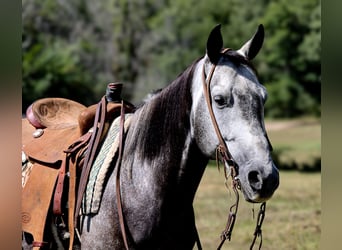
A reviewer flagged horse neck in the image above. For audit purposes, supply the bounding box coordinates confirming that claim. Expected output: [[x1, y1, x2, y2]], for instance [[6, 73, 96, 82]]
[[121, 63, 208, 205]]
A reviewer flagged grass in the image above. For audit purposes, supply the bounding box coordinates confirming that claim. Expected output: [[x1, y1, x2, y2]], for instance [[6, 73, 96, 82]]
[[193, 117, 321, 249], [265, 117, 321, 170], [194, 167, 321, 250]]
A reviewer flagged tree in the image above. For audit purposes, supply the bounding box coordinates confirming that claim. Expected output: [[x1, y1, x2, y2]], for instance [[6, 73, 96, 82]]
[[259, 0, 321, 117], [22, 0, 117, 111], [132, 0, 267, 102], [22, 0, 320, 118]]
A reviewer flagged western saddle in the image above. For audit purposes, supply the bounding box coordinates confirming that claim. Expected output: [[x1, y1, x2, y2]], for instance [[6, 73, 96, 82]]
[[22, 83, 135, 249]]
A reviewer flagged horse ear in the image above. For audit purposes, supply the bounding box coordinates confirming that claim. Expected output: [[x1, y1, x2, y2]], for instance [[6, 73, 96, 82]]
[[206, 24, 223, 64], [237, 24, 264, 60]]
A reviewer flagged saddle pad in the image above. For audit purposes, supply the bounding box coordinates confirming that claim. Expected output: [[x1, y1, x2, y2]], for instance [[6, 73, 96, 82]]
[[82, 114, 132, 214]]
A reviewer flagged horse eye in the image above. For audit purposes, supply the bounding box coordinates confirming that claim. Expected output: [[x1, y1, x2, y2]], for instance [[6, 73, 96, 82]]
[[213, 95, 227, 107]]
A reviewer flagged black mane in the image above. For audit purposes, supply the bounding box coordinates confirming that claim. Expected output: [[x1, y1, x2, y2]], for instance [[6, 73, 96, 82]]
[[126, 49, 255, 163], [126, 58, 201, 162]]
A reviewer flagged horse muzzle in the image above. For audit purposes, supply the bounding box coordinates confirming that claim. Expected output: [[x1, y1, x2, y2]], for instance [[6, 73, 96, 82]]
[[239, 163, 279, 203]]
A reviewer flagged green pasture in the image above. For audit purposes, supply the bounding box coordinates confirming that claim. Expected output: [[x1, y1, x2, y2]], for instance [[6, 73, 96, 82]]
[[194, 169, 321, 250], [265, 117, 321, 171], [193, 118, 321, 249]]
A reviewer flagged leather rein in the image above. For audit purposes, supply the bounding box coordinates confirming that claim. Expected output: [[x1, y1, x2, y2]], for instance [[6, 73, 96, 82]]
[[201, 49, 266, 250]]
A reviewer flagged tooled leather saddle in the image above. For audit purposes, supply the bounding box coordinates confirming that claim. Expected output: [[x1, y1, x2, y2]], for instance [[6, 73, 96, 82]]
[[22, 83, 135, 249]]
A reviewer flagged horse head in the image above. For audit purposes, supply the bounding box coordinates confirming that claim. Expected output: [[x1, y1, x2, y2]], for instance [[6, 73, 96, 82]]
[[191, 24, 279, 203]]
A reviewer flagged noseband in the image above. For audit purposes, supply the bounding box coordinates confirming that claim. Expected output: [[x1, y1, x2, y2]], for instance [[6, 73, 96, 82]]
[[201, 49, 266, 250]]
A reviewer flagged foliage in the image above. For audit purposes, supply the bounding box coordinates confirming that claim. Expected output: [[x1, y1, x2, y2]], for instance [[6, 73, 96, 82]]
[[259, 0, 321, 117], [22, 0, 321, 118], [22, 0, 117, 110]]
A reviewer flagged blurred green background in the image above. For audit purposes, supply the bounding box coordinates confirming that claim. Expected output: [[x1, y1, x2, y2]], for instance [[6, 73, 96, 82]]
[[22, 0, 320, 120], [22, 0, 321, 170], [22, 0, 321, 249]]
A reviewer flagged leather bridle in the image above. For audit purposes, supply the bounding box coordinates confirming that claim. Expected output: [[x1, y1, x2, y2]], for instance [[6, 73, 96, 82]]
[[201, 49, 266, 250], [201, 48, 239, 180], [201, 49, 241, 249]]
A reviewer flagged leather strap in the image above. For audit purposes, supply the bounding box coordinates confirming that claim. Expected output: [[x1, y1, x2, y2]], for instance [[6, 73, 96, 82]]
[[201, 51, 237, 171], [204, 49, 269, 250], [202, 52, 241, 250], [75, 96, 107, 225], [68, 145, 88, 250], [68, 154, 77, 250], [53, 158, 67, 215], [115, 101, 130, 250], [61, 131, 92, 249], [32, 241, 48, 247]]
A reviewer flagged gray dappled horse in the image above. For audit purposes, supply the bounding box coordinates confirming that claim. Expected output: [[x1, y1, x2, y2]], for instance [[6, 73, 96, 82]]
[[22, 24, 279, 249], [80, 24, 279, 249]]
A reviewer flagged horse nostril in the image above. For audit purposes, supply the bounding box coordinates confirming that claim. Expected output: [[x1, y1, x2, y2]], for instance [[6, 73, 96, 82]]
[[248, 171, 262, 191]]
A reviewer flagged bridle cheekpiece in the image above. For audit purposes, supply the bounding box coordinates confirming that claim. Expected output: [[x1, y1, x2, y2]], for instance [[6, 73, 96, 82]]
[[201, 48, 266, 250]]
